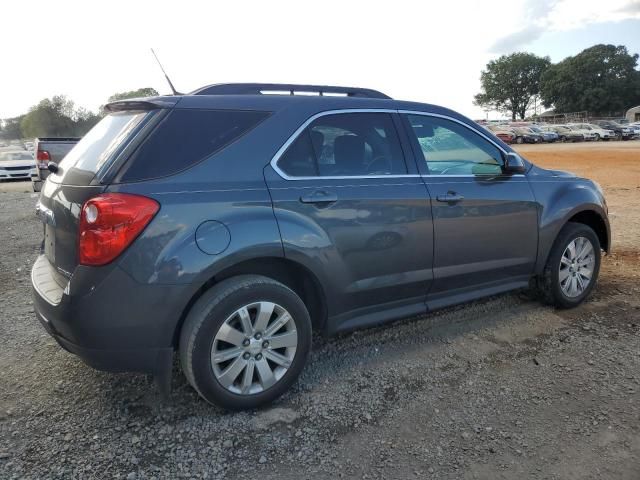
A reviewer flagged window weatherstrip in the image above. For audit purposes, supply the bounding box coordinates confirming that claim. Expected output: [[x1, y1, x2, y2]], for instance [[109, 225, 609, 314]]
[[270, 108, 523, 180], [270, 109, 418, 180]]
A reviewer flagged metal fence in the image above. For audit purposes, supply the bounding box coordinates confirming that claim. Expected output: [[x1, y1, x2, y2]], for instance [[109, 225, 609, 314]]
[[533, 111, 626, 124]]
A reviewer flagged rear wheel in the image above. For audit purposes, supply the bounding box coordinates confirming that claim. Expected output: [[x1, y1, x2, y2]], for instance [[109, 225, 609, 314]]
[[179, 275, 312, 409], [516, 136, 524, 144], [535, 223, 601, 309], [594, 133, 600, 142]]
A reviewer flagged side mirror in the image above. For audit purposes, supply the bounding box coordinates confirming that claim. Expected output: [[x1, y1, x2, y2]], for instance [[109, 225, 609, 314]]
[[503, 153, 526, 174]]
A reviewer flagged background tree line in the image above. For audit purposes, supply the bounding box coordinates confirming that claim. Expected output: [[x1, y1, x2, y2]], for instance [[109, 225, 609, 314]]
[[475, 44, 640, 120], [0, 88, 158, 140]]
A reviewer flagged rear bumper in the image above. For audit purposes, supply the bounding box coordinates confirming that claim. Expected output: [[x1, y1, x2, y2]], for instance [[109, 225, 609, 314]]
[[36, 309, 172, 373], [31, 255, 190, 375]]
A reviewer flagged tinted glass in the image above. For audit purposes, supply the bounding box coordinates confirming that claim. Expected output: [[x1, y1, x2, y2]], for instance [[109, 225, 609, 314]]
[[406, 115, 504, 176], [278, 113, 406, 177], [277, 131, 318, 177], [58, 111, 148, 177], [119, 109, 269, 182]]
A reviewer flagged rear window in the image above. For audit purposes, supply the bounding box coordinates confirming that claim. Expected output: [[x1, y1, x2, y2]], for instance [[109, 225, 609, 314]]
[[57, 111, 149, 181], [116, 109, 270, 182]]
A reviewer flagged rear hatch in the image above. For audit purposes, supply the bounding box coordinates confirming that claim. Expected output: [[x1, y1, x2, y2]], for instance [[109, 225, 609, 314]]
[[37, 104, 163, 277]]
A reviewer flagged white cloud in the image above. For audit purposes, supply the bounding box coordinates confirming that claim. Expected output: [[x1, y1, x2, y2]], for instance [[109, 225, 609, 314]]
[[491, 0, 640, 53]]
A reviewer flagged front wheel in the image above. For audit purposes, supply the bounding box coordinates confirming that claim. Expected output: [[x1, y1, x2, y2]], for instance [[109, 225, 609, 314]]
[[535, 223, 601, 309], [179, 275, 312, 410]]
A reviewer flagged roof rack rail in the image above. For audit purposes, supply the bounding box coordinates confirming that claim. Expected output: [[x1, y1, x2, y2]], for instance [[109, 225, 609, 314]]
[[191, 83, 392, 99]]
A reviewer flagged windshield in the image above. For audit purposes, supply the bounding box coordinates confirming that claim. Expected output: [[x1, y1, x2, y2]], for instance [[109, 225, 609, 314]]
[[54, 111, 151, 184], [0, 151, 34, 162]]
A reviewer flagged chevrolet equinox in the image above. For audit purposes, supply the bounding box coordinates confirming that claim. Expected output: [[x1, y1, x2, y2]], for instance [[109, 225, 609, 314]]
[[32, 83, 610, 409]]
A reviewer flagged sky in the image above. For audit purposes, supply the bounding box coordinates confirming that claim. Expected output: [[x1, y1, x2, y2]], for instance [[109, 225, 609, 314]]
[[1, 0, 639, 120]]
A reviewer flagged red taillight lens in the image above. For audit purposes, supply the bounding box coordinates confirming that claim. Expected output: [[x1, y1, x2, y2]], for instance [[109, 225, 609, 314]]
[[36, 150, 51, 168], [79, 193, 159, 266]]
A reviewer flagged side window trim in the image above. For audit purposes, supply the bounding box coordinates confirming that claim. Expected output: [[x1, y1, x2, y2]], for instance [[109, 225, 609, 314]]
[[271, 109, 418, 180], [271, 109, 516, 180], [398, 111, 524, 177]]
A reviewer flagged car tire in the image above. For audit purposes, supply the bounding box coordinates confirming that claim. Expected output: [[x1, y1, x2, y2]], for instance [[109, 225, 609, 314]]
[[535, 222, 601, 309], [179, 275, 312, 410], [516, 136, 524, 144], [32, 181, 42, 192]]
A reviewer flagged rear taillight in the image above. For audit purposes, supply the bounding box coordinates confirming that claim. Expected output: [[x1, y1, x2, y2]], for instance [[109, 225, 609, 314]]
[[36, 149, 50, 169], [79, 193, 159, 266]]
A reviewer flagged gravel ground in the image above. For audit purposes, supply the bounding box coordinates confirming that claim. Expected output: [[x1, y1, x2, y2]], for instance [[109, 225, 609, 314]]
[[1, 144, 640, 479]]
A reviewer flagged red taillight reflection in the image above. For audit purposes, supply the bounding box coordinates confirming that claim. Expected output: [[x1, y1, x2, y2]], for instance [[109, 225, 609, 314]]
[[79, 193, 159, 266], [36, 150, 50, 168]]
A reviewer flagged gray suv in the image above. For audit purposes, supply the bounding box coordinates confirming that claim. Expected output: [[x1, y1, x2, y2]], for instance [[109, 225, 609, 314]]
[[31, 84, 610, 409]]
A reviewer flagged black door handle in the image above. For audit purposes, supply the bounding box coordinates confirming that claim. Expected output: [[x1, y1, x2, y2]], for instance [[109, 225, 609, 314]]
[[436, 192, 464, 203], [300, 191, 338, 204]]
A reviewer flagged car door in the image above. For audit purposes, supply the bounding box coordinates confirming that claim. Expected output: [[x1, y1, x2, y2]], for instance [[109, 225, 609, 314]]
[[264, 111, 433, 324], [401, 112, 538, 306]]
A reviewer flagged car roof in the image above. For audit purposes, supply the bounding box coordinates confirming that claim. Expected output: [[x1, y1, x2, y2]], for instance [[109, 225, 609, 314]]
[[105, 83, 473, 125]]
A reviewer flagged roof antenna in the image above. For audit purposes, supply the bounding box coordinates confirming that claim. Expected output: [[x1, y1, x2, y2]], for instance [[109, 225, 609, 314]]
[[150, 48, 181, 95]]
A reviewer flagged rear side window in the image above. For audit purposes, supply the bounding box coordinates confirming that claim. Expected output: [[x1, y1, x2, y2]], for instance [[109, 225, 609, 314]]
[[277, 113, 407, 177], [118, 109, 269, 182]]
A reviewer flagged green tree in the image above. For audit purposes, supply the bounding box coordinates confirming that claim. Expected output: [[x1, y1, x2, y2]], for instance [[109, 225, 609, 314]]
[[540, 44, 640, 114], [20, 95, 100, 138], [0, 116, 24, 140], [474, 53, 551, 120], [108, 87, 159, 103]]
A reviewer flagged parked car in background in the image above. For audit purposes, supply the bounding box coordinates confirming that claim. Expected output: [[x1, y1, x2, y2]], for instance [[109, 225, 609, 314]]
[[31, 83, 610, 409], [512, 127, 542, 144], [544, 125, 584, 142], [485, 124, 516, 144], [529, 125, 558, 143], [571, 124, 615, 141], [24, 141, 35, 151], [563, 125, 596, 141], [592, 120, 634, 140], [0, 150, 37, 182], [33, 137, 80, 192]]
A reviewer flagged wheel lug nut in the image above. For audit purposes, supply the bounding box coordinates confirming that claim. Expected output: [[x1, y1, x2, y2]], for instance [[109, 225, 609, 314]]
[[254, 333, 262, 340], [242, 352, 251, 360], [242, 339, 250, 347], [255, 353, 263, 361], [262, 341, 269, 348]]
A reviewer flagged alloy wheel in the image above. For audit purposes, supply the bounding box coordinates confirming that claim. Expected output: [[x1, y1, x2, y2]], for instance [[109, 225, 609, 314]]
[[559, 236, 595, 298], [211, 301, 298, 395]]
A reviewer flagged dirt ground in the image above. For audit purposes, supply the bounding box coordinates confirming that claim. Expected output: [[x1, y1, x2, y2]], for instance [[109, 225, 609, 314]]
[[518, 141, 640, 251], [1, 142, 639, 479]]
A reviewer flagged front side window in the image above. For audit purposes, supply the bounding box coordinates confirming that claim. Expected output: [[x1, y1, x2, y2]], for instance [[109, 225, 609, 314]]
[[406, 114, 504, 176], [277, 112, 407, 177]]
